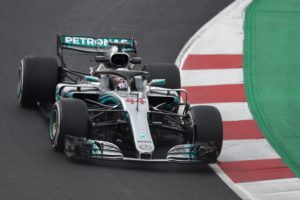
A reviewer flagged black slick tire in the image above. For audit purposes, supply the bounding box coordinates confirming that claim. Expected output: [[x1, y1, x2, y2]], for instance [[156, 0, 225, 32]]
[[49, 98, 89, 152], [17, 56, 59, 107], [143, 63, 181, 112], [190, 105, 223, 158], [143, 63, 181, 89]]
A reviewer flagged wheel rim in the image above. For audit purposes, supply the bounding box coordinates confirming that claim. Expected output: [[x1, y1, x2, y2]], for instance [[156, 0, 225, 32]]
[[49, 106, 60, 147], [17, 61, 24, 103]]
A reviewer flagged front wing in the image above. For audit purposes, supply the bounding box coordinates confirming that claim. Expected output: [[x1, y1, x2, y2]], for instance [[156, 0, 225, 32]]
[[64, 135, 219, 163]]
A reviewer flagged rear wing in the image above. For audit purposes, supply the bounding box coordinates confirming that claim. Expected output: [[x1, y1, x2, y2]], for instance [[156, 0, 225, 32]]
[[56, 34, 137, 66], [57, 34, 136, 53]]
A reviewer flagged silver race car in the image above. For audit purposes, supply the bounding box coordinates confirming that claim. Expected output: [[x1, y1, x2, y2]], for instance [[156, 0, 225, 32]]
[[17, 34, 223, 163]]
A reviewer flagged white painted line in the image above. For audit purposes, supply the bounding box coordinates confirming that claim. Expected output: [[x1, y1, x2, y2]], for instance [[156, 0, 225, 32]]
[[238, 178, 300, 200], [187, 6, 246, 55], [219, 139, 280, 162], [181, 68, 243, 87], [176, 0, 252, 67], [209, 164, 253, 200], [192, 102, 253, 121]]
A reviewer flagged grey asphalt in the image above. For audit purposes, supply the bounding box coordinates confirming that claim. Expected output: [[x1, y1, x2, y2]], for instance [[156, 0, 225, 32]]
[[0, 0, 241, 200]]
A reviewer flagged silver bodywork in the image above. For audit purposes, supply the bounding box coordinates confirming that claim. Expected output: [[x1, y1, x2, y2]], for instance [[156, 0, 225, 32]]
[[59, 77, 217, 162], [53, 35, 219, 163], [17, 35, 220, 164], [57, 76, 182, 160]]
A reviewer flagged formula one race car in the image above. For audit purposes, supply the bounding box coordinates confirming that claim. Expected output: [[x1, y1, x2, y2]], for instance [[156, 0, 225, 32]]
[[17, 34, 223, 163]]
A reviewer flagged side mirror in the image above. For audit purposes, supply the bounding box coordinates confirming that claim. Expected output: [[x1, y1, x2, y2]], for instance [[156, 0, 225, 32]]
[[130, 57, 142, 64], [84, 75, 99, 82], [149, 79, 166, 86]]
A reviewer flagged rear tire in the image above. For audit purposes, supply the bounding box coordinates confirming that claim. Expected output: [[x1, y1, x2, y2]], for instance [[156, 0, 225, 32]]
[[17, 56, 59, 107], [190, 105, 223, 158], [143, 63, 181, 89], [143, 63, 181, 112], [49, 99, 89, 152]]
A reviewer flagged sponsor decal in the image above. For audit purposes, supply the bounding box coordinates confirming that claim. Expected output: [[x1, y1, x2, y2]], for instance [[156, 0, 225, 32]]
[[139, 144, 153, 151], [139, 132, 147, 139], [137, 140, 152, 143], [126, 97, 145, 105], [62, 36, 132, 48]]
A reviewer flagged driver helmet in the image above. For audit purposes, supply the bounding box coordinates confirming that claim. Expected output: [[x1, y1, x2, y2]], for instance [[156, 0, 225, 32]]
[[111, 68, 128, 90]]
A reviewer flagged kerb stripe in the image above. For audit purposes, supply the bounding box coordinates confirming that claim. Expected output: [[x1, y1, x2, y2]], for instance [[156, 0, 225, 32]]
[[182, 54, 243, 70], [223, 120, 264, 140], [218, 159, 295, 183], [183, 84, 246, 104]]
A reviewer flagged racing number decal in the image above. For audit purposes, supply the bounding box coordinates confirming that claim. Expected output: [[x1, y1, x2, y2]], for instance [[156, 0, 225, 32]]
[[126, 98, 145, 105]]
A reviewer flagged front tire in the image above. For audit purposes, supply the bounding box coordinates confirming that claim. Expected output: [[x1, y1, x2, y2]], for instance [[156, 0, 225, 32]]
[[50, 99, 89, 152], [190, 105, 223, 158], [17, 56, 59, 107]]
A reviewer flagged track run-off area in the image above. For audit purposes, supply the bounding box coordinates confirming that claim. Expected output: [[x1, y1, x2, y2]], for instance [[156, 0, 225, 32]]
[[176, 0, 300, 199]]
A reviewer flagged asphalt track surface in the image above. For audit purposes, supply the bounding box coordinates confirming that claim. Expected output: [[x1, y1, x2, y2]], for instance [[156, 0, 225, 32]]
[[0, 1, 240, 200]]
